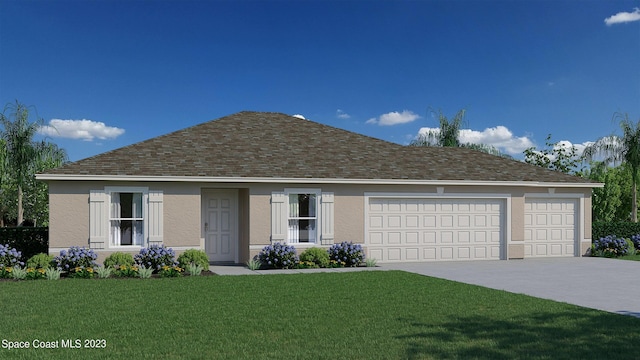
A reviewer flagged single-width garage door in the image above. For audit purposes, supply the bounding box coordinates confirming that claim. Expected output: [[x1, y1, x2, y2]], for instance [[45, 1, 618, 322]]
[[366, 197, 505, 262], [524, 198, 577, 257]]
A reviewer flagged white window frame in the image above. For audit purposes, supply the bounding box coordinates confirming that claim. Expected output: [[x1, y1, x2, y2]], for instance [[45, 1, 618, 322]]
[[285, 188, 321, 245], [106, 186, 149, 249]]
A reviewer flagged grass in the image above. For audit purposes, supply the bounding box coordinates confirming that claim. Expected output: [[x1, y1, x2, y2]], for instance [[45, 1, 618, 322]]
[[1, 271, 639, 359], [620, 253, 640, 261]]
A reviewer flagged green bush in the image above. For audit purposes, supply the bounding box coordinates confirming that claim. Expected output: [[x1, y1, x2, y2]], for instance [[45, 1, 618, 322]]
[[299, 247, 330, 268], [104, 252, 135, 268], [592, 221, 640, 240], [0, 227, 48, 262], [177, 249, 209, 271], [625, 239, 637, 256], [26, 253, 54, 269]]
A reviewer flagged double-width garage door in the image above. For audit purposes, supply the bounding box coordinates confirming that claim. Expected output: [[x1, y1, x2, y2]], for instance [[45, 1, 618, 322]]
[[524, 198, 577, 257], [366, 197, 505, 262]]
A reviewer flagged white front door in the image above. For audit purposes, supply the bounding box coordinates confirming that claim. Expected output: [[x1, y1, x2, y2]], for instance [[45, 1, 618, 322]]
[[203, 189, 237, 263]]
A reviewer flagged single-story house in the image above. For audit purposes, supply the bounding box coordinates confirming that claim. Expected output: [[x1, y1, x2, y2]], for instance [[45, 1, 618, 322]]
[[37, 111, 601, 264]]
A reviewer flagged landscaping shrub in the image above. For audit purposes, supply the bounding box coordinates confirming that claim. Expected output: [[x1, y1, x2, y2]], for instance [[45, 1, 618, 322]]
[[134, 244, 178, 272], [0, 244, 25, 270], [113, 265, 140, 278], [258, 242, 297, 269], [630, 234, 640, 251], [625, 239, 637, 256], [53, 247, 98, 277], [0, 227, 48, 262], [177, 249, 209, 271], [328, 241, 365, 267], [159, 265, 184, 277], [104, 252, 135, 268], [25, 267, 46, 280], [591, 235, 633, 258], [26, 253, 54, 269], [299, 247, 330, 268], [592, 221, 640, 240]]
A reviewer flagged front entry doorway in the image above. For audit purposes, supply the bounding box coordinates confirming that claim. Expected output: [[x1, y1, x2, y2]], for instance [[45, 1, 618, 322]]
[[202, 189, 238, 263]]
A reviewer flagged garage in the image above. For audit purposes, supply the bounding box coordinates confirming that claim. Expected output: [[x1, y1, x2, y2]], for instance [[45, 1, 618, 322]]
[[524, 198, 578, 257], [366, 196, 505, 262]]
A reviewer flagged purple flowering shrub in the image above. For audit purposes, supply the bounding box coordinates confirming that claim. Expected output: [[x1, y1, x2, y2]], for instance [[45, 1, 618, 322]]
[[630, 234, 640, 251], [0, 244, 25, 278], [258, 242, 297, 269], [591, 235, 632, 258], [54, 246, 98, 272], [134, 244, 178, 272], [328, 241, 365, 267]]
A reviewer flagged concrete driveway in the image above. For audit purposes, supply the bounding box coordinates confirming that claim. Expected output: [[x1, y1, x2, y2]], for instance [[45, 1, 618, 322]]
[[382, 257, 640, 318]]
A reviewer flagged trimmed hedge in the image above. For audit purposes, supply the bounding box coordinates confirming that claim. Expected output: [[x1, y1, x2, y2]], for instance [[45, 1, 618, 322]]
[[0, 227, 48, 262], [592, 221, 640, 240]]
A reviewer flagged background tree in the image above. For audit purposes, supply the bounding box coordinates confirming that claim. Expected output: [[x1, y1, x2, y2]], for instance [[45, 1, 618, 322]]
[[410, 109, 509, 157], [586, 162, 631, 222], [0, 101, 67, 226], [582, 113, 640, 222], [523, 134, 584, 175]]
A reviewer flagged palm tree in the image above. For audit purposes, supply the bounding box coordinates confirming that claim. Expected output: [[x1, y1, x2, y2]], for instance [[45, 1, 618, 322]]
[[582, 113, 640, 222], [0, 101, 68, 225], [410, 109, 465, 147], [410, 109, 510, 157]]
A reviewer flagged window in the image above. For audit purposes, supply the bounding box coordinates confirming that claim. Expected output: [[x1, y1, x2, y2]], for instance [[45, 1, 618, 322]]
[[288, 193, 317, 243], [110, 192, 144, 246]]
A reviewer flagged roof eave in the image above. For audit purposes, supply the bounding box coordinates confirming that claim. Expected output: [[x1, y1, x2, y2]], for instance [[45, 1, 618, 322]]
[[36, 174, 603, 188]]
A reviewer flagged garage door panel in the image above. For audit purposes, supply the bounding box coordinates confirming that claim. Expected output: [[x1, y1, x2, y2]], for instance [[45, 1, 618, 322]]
[[367, 197, 504, 262], [524, 198, 577, 257], [369, 232, 383, 245]]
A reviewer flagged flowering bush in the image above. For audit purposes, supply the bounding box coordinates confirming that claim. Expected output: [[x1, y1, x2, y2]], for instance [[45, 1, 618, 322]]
[[258, 242, 298, 269], [159, 265, 183, 277], [113, 264, 140, 278], [54, 247, 98, 274], [134, 245, 178, 272], [631, 234, 640, 251], [592, 235, 632, 258], [328, 242, 365, 267], [0, 244, 25, 271], [26, 267, 47, 280], [70, 266, 95, 279]]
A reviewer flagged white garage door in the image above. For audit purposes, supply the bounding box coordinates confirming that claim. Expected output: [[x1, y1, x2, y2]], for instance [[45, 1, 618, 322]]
[[524, 198, 577, 257], [366, 197, 505, 262]]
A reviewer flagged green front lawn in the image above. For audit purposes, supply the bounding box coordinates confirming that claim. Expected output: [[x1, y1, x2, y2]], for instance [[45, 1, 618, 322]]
[[1, 271, 638, 359], [620, 253, 640, 261]]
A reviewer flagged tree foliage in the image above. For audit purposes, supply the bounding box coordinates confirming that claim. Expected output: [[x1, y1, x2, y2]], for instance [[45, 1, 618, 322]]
[[523, 134, 584, 175], [586, 162, 632, 222], [0, 101, 68, 226], [582, 113, 640, 222]]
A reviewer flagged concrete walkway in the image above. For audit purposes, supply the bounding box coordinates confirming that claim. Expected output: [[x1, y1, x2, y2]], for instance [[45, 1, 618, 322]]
[[211, 257, 640, 318]]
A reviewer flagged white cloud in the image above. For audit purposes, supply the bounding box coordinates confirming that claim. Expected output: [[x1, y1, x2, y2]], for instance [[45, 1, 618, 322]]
[[336, 109, 351, 119], [39, 119, 125, 141], [292, 114, 306, 120], [416, 125, 535, 155], [604, 7, 640, 26], [367, 110, 420, 126]]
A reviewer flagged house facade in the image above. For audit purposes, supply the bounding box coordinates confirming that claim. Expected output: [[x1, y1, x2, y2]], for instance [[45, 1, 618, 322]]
[[38, 112, 600, 263]]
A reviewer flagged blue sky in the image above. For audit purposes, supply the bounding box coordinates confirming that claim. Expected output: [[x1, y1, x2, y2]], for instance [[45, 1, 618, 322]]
[[1, 0, 639, 162]]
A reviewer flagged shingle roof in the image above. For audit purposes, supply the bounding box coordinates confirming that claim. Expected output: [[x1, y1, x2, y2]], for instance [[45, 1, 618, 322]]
[[42, 111, 594, 184]]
